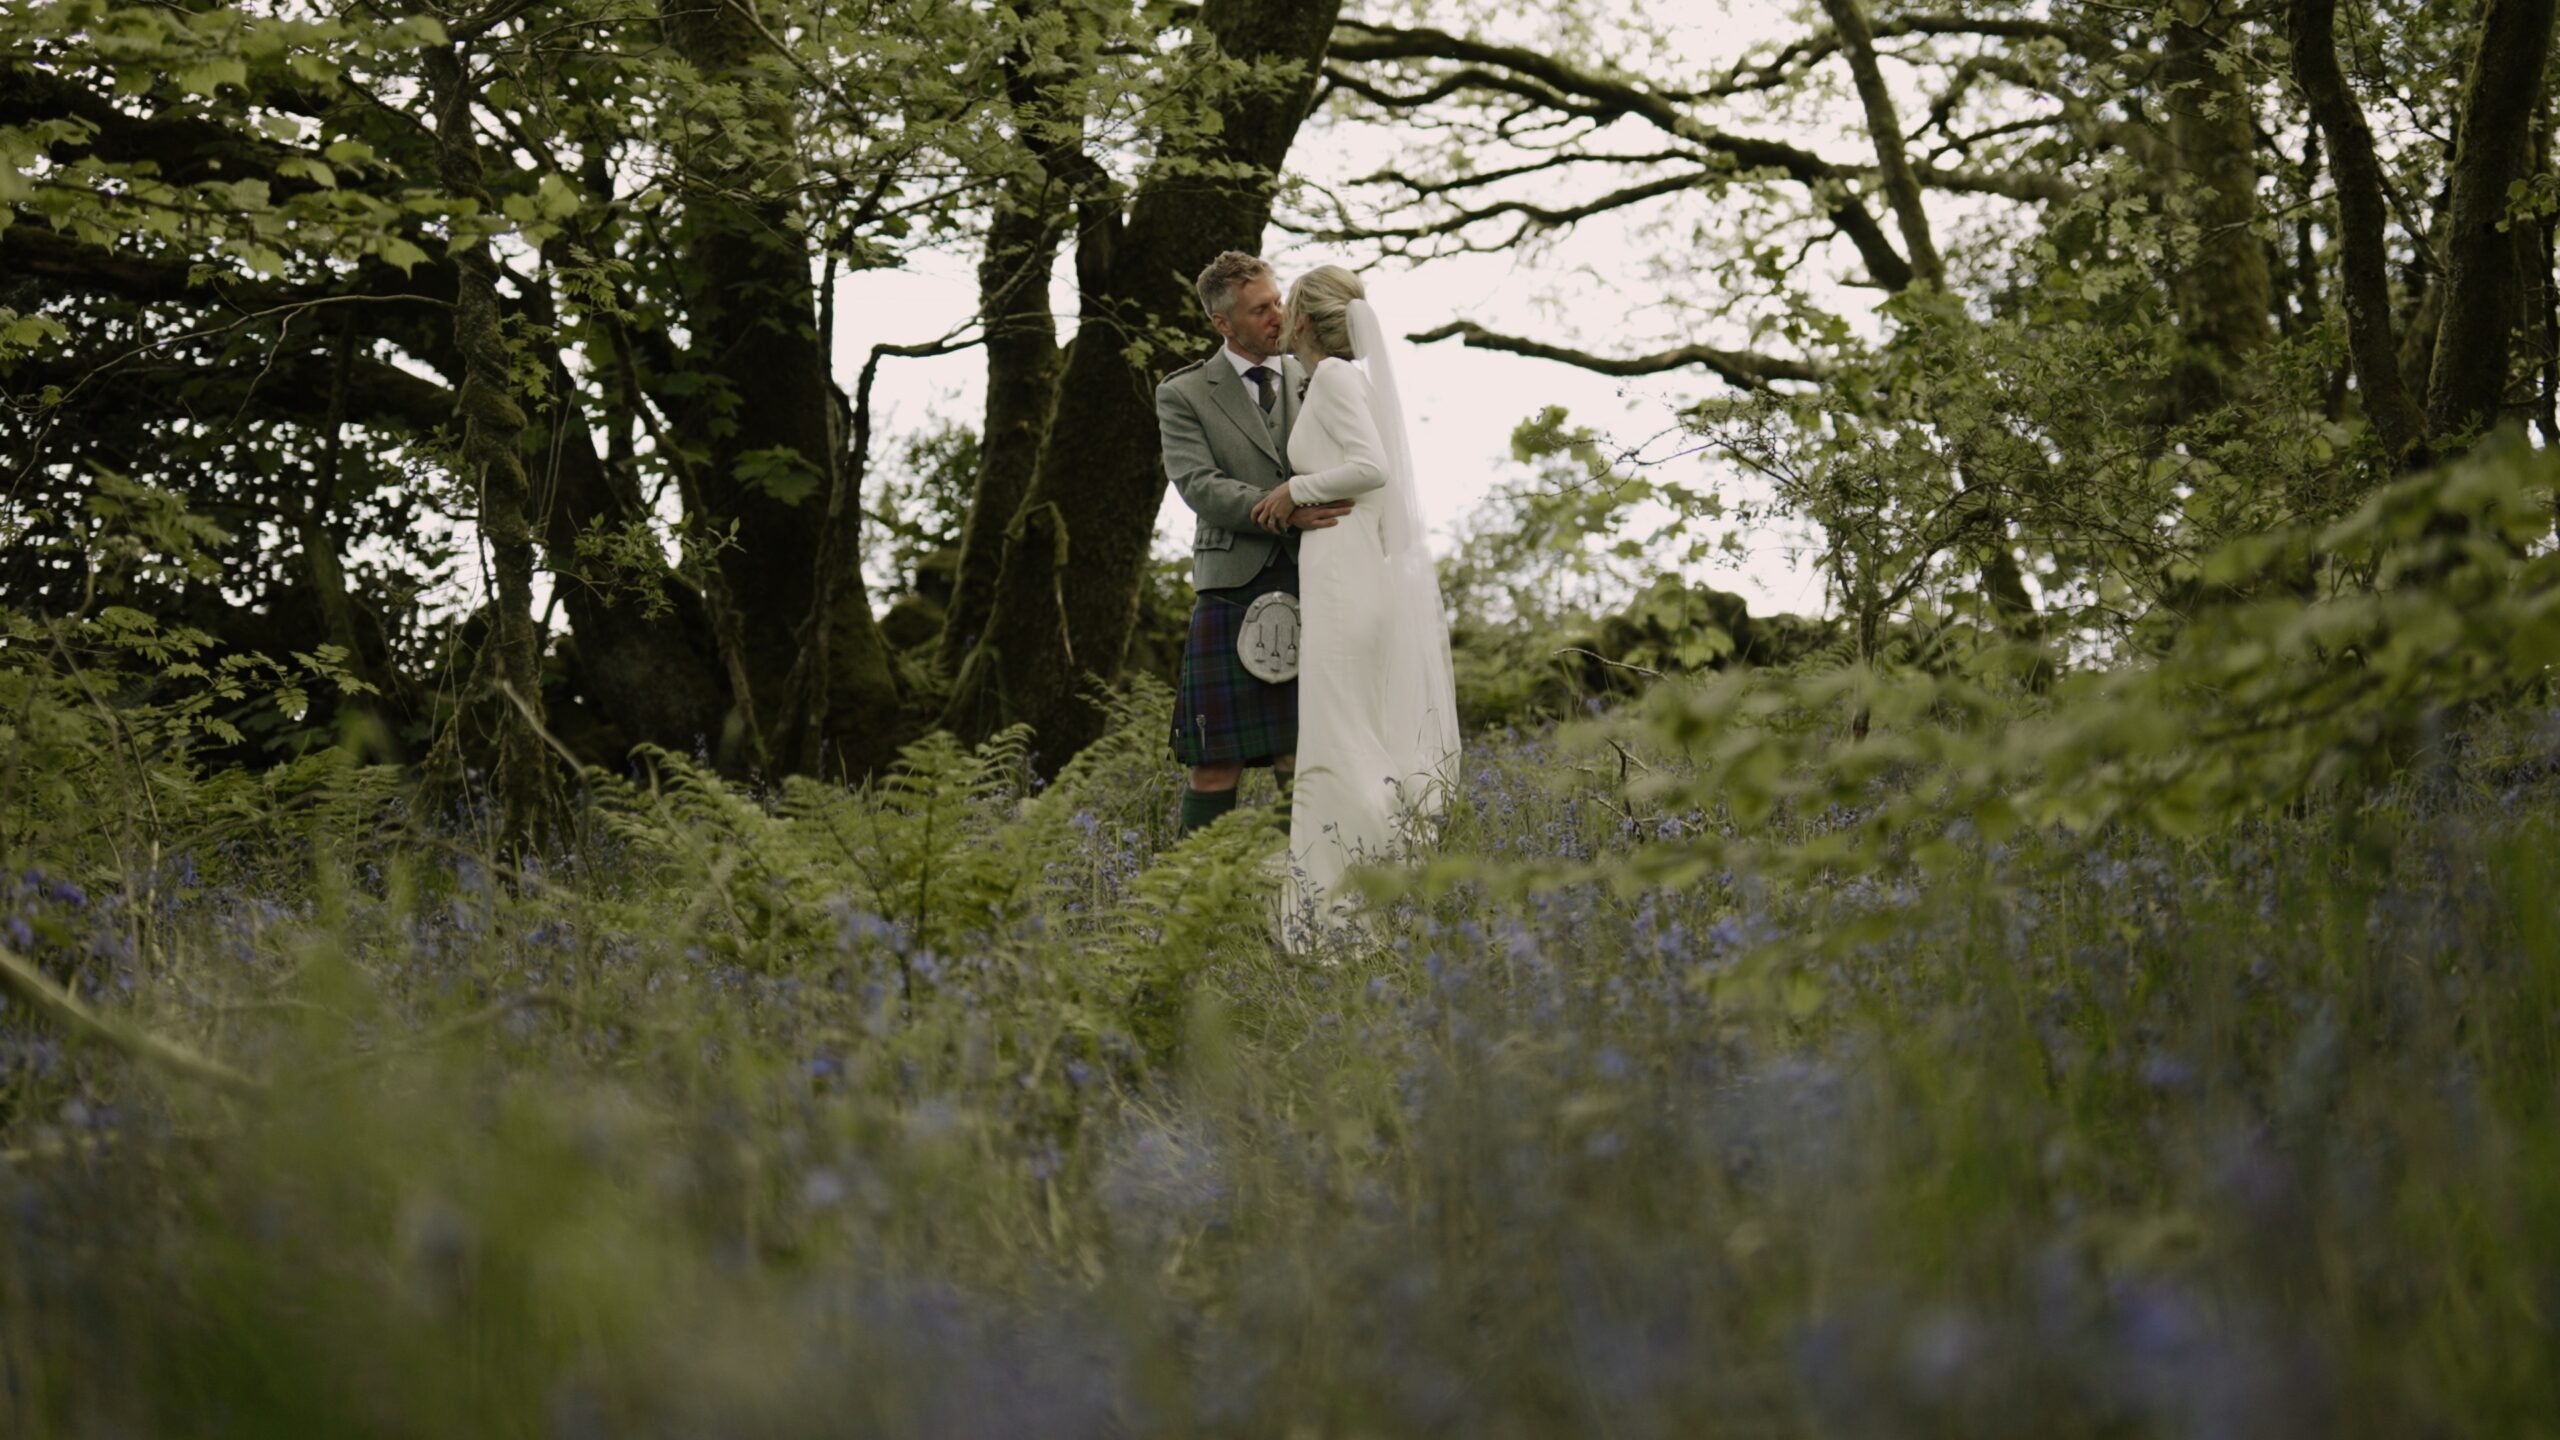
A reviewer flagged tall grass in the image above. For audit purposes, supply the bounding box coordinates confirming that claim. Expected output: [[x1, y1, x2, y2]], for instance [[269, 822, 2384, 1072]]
[[3, 685, 2556, 1438]]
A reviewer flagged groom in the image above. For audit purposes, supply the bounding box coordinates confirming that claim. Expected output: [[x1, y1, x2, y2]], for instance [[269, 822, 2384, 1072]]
[[1158, 252, 1351, 837]]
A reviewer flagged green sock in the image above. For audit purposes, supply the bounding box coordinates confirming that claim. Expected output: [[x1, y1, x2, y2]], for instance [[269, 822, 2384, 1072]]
[[1178, 786, 1238, 836]]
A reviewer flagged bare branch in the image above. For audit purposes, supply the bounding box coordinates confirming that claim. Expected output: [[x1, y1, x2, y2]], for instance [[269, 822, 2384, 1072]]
[[1323, 62, 1623, 123], [1302, 170, 1703, 243], [1327, 22, 1916, 289], [1339, 147, 1697, 199], [1409, 320, 1829, 390]]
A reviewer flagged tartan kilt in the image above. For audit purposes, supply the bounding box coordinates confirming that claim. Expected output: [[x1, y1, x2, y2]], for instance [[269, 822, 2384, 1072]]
[[1170, 557, 1299, 768]]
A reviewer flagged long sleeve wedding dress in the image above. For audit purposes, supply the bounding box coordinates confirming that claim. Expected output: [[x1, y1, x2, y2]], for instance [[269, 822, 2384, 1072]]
[[1279, 307, 1461, 951]]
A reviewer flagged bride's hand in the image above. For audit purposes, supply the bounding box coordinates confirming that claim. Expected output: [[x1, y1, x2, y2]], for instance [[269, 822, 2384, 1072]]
[[1249, 481, 1295, 532]]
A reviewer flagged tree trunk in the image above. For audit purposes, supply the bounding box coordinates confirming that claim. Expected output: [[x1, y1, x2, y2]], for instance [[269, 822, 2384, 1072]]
[[2520, 109, 2557, 446], [941, 172, 1067, 673], [660, 0, 900, 778], [1821, 0, 2045, 668], [2275, 126, 2325, 341], [301, 310, 411, 753], [942, 0, 1343, 762], [525, 336, 730, 759], [2163, 0, 2273, 416], [424, 43, 556, 846], [2286, 0, 2427, 466], [2425, 0, 2558, 446], [2538, 106, 2560, 447]]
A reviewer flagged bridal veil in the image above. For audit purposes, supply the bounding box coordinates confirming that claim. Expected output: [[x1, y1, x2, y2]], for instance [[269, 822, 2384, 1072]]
[[1346, 298, 1462, 821]]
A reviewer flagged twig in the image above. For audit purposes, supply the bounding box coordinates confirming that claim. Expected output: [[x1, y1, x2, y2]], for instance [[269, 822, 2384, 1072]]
[[1607, 736, 1653, 785], [1554, 647, 1664, 679], [293, 990, 581, 1083], [0, 943, 262, 1096]]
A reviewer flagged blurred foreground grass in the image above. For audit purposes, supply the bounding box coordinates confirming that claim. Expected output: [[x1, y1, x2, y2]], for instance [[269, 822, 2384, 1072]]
[[3, 689, 2556, 1439]]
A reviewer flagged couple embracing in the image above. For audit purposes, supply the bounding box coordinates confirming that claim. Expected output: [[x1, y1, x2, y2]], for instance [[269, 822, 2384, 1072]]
[[1156, 252, 1461, 950]]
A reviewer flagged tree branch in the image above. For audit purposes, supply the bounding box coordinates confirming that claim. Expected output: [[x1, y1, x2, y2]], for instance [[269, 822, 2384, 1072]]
[[1300, 170, 1703, 244], [1690, 9, 2104, 99], [0, 60, 325, 195], [1908, 160, 2077, 203], [1341, 147, 1698, 198], [1327, 21, 1915, 289], [1820, 0, 1944, 286], [5, 324, 461, 433], [1409, 320, 1828, 390], [0, 226, 455, 323]]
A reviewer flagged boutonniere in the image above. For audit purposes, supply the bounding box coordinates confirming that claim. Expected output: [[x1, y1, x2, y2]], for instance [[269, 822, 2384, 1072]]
[[1296, 378, 1310, 402]]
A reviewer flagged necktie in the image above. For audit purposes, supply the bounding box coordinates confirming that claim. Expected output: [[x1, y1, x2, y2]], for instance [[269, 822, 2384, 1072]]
[[1245, 364, 1275, 414]]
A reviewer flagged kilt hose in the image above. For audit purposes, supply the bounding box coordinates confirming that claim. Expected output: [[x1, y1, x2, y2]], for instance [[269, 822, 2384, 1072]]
[[1170, 552, 1300, 769]]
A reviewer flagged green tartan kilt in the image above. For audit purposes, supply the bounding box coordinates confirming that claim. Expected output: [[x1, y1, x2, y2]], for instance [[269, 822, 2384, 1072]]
[[1170, 556, 1299, 768]]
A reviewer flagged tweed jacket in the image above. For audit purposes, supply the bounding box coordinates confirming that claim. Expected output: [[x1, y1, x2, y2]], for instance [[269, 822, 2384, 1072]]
[[1156, 347, 1308, 592]]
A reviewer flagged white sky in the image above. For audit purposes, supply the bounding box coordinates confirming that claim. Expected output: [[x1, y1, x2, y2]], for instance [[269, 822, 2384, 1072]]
[[830, 3, 1844, 620]]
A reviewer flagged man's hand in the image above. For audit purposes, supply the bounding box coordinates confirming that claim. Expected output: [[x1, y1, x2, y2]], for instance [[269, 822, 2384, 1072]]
[[1253, 481, 1353, 532], [1249, 480, 1296, 533]]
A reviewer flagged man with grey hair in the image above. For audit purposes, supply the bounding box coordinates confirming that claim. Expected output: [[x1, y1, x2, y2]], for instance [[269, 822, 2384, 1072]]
[[1158, 251, 1351, 837]]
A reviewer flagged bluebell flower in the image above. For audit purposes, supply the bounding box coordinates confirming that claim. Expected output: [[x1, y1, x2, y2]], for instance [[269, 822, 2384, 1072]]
[[800, 1167, 849, 1208]]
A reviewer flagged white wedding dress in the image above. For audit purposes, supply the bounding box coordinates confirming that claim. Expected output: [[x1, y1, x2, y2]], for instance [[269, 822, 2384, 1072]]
[[1278, 302, 1462, 952]]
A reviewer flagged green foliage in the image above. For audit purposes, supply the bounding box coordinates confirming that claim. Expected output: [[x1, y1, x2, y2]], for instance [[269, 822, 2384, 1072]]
[[1441, 406, 1757, 632], [577, 675, 1274, 1072], [1438, 405, 1823, 731], [0, 474, 374, 883], [863, 419, 979, 599], [733, 446, 825, 508], [1411, 440, 2560, 928]]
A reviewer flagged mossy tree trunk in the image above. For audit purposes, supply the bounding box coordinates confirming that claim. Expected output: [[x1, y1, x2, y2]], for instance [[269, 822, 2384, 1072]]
[[2425, 0, 2560, 448], [2163, 0, 2274, 417], [2287, 0, 2430, 468], [424, 41, 558, 847], [660, 0, 902, 778], [941, 0, 1343, 763], [940, 167, 1069, 675]]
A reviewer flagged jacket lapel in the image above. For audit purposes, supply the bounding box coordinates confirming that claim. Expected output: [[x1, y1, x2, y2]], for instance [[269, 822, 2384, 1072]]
[[1200, 351, 1282, 466]]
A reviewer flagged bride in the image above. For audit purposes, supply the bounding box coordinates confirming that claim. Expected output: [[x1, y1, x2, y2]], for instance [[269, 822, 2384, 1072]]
[[1247, 266, 1462, 950]]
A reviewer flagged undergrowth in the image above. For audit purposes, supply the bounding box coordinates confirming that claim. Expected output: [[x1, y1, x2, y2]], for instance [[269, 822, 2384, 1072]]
[[2, 449, 2558, 1437], [2, 676, 2556, 1437]]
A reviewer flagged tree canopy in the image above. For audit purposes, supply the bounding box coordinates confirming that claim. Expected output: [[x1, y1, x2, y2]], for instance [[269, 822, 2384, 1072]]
[[7, 0, 2558, 840]]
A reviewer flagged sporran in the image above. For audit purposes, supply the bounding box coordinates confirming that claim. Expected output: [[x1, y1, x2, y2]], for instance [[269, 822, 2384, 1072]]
[[1238, 590, 1302, 683]]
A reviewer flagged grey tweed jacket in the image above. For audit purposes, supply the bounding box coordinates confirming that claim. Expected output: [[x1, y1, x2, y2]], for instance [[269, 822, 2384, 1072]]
[[1157, 348, 1308, 592]]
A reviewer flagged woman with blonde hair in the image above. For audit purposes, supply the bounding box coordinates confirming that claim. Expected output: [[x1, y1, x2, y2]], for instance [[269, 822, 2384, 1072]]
[[1248, 265, 1462, 949]]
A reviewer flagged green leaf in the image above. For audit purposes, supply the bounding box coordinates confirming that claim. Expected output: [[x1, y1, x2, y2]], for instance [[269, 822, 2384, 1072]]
[[373, 235, 428, 272], [177, 57, 247, 96], [277, 157, 336, 188], [732, 447, 823, 507]]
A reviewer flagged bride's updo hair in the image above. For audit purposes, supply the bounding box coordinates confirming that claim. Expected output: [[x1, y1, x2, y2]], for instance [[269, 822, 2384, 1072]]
[[1284, 265, 1365, 369]]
